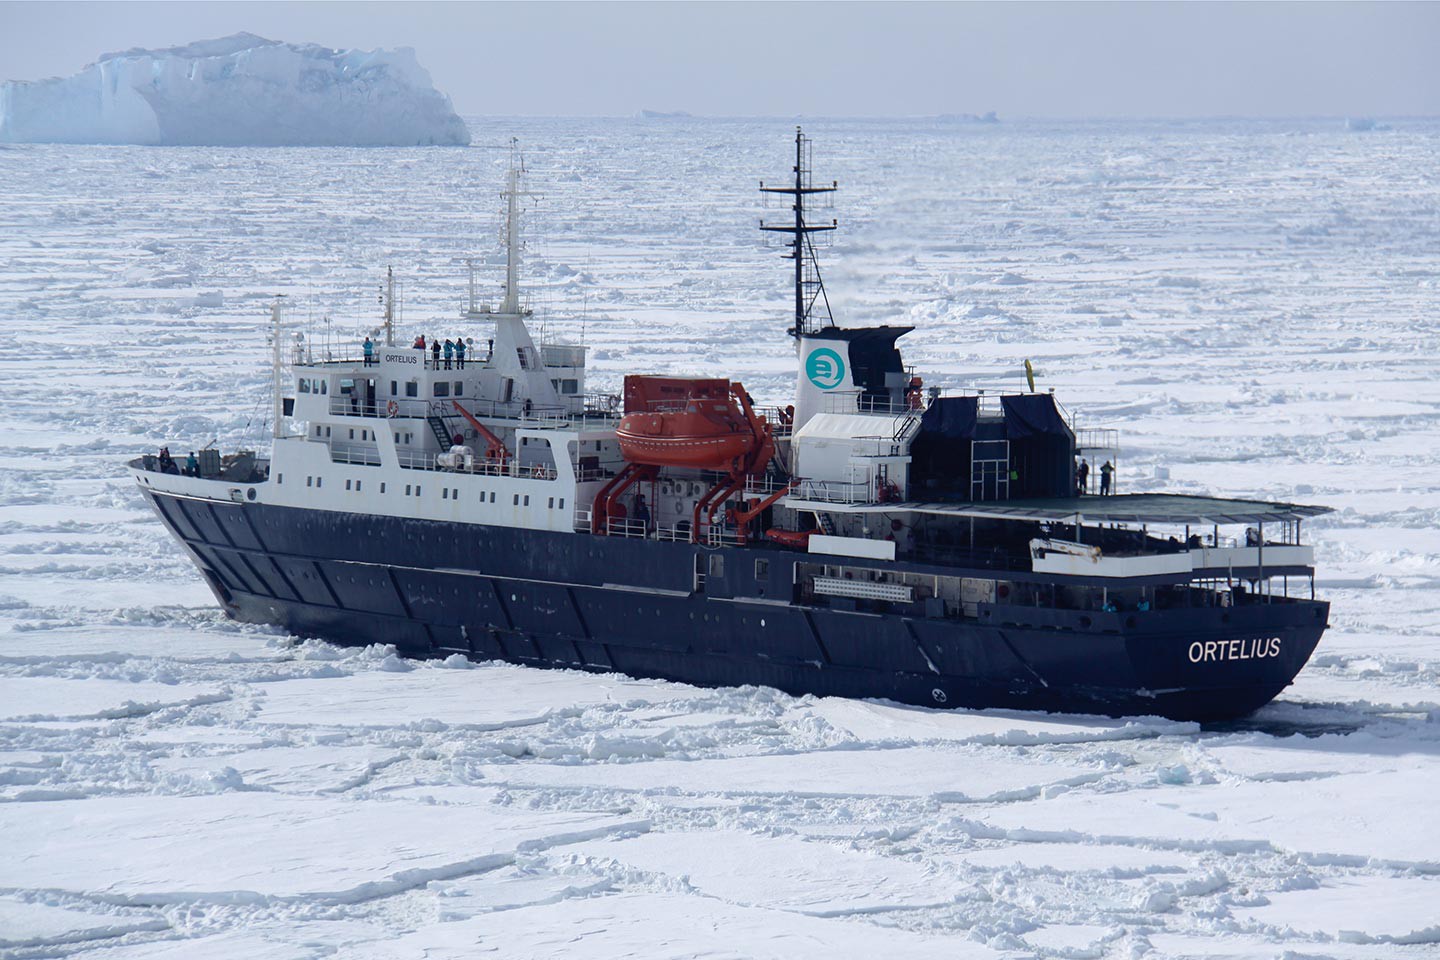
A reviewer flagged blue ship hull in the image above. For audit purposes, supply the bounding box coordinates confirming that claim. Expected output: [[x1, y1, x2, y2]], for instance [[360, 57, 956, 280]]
[[144, 490, 1328, 722]]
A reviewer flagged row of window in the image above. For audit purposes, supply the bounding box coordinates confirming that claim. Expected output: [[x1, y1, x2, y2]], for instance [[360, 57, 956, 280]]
[[305, 376, 579, 402], [312, 424, 415, 445], [279, 473, 565, 513], [383, 380, 468, 399]]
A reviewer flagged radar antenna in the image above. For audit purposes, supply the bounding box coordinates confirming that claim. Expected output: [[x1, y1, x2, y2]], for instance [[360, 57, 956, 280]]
[[760, 127, 837, 337]]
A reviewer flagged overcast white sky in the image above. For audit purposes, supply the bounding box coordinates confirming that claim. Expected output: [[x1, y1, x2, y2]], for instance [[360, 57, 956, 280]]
[[3, 1, 1437, 118]]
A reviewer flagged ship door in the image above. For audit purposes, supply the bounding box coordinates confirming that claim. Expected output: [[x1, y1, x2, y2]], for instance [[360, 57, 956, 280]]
[[364, 379, 377, 416], [971, 439, 1011, 501], [693, 553, 706, 593]]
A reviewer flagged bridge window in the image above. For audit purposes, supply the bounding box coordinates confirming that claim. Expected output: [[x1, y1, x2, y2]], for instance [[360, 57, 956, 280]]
[[299, 379, 310, 393], [433, 382, 450, 398], [453, 381, 463, 396]]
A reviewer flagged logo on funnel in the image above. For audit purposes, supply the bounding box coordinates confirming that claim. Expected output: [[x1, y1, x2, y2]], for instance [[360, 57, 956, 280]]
[[805, 347, 846, 390]]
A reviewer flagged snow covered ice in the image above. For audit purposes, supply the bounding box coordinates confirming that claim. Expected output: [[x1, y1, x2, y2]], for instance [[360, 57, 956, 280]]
[[1, 117, 1438, 958], [0, 33, 471, 146]]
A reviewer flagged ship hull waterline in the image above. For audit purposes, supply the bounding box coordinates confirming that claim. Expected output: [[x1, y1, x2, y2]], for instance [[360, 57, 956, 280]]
[[145, 490, 1327, 723]]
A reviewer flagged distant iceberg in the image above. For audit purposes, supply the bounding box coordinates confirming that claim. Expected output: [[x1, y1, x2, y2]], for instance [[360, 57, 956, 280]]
[[0, 33, 471, 146], [934, 112, 999, 124], [1345, 117, 1389, 133]]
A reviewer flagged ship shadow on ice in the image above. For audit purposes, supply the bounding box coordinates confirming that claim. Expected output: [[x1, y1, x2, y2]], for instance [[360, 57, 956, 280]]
[[1204, 698, 1438, 740]]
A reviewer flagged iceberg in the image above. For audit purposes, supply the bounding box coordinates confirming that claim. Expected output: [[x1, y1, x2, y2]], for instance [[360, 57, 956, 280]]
[[0, 33, 471, 146]]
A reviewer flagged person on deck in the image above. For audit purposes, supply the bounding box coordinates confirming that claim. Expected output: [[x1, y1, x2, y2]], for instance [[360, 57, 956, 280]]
[[633, 493, 651, 533], [363, 337, 374, 366], [185, 452, 198, 477], [454, 337, 466, 369], [413, 334, 426, 350], [431, 339, 441, 369], [1076, 458, 1089, 495], [443, 339, 454, 370], [1100, 460, 1115, 495], [158, 447, 177, 474]]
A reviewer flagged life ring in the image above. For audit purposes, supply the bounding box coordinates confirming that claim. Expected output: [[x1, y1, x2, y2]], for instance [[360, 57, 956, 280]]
[[386, 400, 399, 418]]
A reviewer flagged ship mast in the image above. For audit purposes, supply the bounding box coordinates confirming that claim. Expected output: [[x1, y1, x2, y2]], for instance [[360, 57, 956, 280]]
[[760, 127, 837, 337], [382, 266, 395, 346], [270, 295, 287, 440], [499, 137, 536, 317]]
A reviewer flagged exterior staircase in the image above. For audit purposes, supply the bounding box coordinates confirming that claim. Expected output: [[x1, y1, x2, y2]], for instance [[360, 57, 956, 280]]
[[427, 415, 458, 450]]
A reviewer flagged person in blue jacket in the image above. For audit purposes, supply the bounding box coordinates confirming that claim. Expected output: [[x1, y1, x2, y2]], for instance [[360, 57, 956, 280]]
[[362, 336, 374, 366], [443, 338, 454, 370], [454, 336, 466, 369]]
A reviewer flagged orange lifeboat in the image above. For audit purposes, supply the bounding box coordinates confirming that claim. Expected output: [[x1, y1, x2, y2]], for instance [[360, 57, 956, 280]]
[[616, 401, 756, 470], [615, 375, 761, 471]]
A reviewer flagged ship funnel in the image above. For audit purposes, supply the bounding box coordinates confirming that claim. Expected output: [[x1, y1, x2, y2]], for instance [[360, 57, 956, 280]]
[[792, 326, 914, 432]]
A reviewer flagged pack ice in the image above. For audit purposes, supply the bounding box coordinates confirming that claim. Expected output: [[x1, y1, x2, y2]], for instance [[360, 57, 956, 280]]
[[0, 32, 471, 146]]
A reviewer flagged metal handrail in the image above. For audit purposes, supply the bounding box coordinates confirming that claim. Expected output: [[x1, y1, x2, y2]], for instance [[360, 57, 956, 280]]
[[436, 455, 559, 481], [329, 445, 382, 467], [792, 477, 874, 504]]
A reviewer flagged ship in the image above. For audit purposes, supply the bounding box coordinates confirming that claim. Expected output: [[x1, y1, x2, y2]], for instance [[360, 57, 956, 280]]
[[129, 132, 1332, 722]]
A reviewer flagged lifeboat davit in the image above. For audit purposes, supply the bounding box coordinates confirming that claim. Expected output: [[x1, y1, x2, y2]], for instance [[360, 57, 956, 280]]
[[615, 375, 760, 471]]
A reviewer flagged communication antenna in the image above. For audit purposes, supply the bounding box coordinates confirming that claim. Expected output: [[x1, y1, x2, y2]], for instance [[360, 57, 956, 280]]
[[760, 126, 837, 337]]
